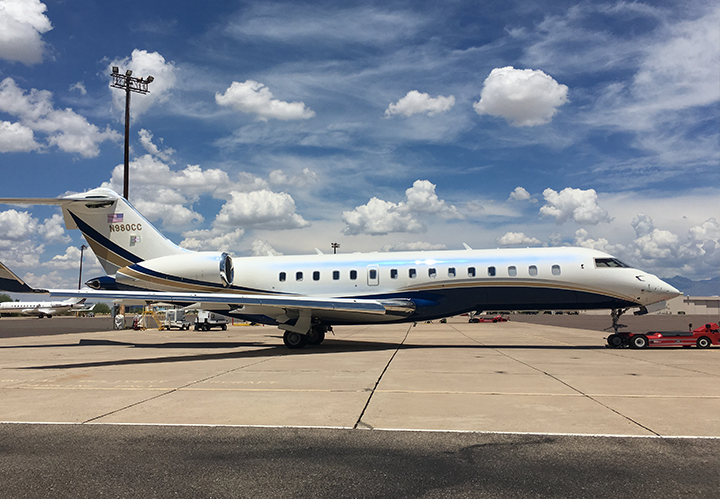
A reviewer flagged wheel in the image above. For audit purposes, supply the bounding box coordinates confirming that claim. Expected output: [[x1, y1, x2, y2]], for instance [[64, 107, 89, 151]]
[[631, 334, 648, 349], [697, 336, 711, 349], [306, 326, 326, 345], [221, 324, 227, 331], [607, 334, 623, 348], [283, 331, 307, 349]]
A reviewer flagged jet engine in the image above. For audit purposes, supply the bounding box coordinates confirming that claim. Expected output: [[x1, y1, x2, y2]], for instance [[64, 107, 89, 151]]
[[114, 252, 234, 291]]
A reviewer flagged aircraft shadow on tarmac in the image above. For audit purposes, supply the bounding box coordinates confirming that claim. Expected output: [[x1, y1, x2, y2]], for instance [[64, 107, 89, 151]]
[[10, 337, 609, 371]]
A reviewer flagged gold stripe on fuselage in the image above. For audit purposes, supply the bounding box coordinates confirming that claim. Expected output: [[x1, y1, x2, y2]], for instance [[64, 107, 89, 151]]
[[85, 236, 134, 269], [119, 266, 270, 295]]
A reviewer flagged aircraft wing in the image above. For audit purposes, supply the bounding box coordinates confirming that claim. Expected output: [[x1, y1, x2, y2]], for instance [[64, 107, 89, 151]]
[[0, 261, 410, 317]]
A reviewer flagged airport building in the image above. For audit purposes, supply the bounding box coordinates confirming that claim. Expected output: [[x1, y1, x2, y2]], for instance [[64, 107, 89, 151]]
[[660, 295, 720, 315]]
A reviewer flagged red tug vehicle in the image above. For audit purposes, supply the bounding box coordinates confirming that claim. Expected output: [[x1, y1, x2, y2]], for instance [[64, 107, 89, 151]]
[[607, 322, 720, 349]]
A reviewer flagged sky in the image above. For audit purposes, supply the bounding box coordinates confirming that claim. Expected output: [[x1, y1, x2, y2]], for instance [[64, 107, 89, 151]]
[[0, 0, 718, 292]]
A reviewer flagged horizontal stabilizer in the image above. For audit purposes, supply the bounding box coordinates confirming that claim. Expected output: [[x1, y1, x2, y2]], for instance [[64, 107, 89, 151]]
[[0, 262, 44, 294]]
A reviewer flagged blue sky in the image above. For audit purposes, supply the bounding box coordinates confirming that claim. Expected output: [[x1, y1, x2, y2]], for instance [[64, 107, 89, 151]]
[[0, 0, 718, 290]]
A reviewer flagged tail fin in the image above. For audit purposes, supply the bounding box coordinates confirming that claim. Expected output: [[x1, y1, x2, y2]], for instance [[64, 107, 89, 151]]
[[0, 188, 185, 275]]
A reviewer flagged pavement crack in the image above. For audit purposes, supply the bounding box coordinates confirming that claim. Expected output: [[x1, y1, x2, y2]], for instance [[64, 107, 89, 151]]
[[82, 356, 276, 424], [453, 326, 662, 437], [353, 324, 411, 430]]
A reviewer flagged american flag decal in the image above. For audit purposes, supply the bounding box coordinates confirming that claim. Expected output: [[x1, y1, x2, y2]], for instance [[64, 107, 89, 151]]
[[107, 213, 123, 223]]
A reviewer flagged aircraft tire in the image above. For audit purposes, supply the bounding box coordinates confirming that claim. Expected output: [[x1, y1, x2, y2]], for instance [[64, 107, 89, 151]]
[[607, 334, 623, 348], [283, 331, 307, 349], [306, 328, 325, 345], [630, 334, 648, 349], [696, 336, 711, 349]]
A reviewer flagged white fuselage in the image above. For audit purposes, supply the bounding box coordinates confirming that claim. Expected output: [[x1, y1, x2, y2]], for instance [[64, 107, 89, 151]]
[[117, 246, 679, 324]]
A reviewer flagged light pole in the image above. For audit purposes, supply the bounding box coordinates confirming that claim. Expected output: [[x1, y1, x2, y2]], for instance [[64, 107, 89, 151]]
[[331, 242, 340, 254], [110, 67, 154, 200], [78, 244, 87, 290]]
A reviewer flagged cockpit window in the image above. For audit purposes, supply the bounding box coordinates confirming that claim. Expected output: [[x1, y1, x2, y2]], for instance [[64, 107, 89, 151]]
[[594, 258, 630, 268]]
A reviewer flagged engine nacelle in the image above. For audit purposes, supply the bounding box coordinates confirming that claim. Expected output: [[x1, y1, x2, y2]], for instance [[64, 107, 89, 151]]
[[115, 252, 234, 291]]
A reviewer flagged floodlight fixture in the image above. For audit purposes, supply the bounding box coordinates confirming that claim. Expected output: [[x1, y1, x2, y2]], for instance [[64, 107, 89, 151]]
[[110, 68, 154, 200]]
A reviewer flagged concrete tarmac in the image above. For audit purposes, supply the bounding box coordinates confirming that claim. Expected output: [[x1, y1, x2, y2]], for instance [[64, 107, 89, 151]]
[[1, 315, 718, 497]]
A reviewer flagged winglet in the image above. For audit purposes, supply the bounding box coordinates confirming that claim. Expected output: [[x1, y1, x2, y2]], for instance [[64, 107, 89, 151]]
[[0, 262, 46, 294], [462, 243, 473, 250]]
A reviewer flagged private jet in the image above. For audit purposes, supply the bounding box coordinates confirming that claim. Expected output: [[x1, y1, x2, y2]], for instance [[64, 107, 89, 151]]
[[0, 297, 87, 318], [0, 188, 681, 348]]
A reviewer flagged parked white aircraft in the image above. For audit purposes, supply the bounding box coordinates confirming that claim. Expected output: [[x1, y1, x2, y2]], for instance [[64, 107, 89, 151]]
[[0, 297, 87, 318], [0, 188, 680, 348]]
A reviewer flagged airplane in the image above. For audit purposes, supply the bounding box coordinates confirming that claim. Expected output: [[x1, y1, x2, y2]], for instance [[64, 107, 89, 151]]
[[0, 188, 681, 348], [0, 296, 87, 318]]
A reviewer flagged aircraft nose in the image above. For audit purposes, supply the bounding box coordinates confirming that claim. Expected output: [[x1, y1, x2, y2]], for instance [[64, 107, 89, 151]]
[[650, 277, 682, 301]]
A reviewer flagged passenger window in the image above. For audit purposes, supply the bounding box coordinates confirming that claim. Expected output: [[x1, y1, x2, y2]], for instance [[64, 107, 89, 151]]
[[529, 265, 538, 276], [350, 270, 357, 280], [448, 267, 456, 277], [313, 271, 320, 281], [508, 266, 517, 277], [488, 266, 496, 277], [409, 268, 417, 278], [296, 271, 303, 281], [390, 269, 398, 279], [279, 272, 286, 282], [429, 268, 437, 278], [369, 269, 377, 280], [552, 265, 561, 276], [468, 267, 476, 277], [333, 270, 340, 280]]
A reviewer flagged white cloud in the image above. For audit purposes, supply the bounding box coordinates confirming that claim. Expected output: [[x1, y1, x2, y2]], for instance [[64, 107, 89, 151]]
[[0, 120, 39, 152], [573, 228, 621, 254], [216, 80, 315, 121], [225, 4, 426, 45], [214, 190, 310, 230], [404, 180, 462, 218], [69, 82, 87, 95], [540, 187, 611, 225], [497, 232, 541, 246], [180, 228, 245, 253], [138, 128, 175, 162], [342, 180, 461, 235], [631, 213, 655, 238], [38, 213, 70, 243], [603, 215, 720, 278], [508, 186, 531, 201], [251, 239, 282, 256], [109, 50, 176, 118], [0, 0, 52, 65], [380, 241, 447, 251], [103, 153, 230, 198], [44, 245, 101, 272], [343, 197, 424, 235], [385, 91, 455, 117], [22, 271, 71, 289], [0, 78, 120, 157], [473, 67, 569, 126], [268, 167, 318, 187]]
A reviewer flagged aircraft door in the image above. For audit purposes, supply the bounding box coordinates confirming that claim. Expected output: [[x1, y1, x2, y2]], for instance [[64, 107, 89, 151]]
[[367, 265, 379, 286]]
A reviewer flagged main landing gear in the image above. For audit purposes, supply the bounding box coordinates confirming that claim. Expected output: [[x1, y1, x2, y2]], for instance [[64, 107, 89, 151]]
[[282, 325, 332, 349]]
